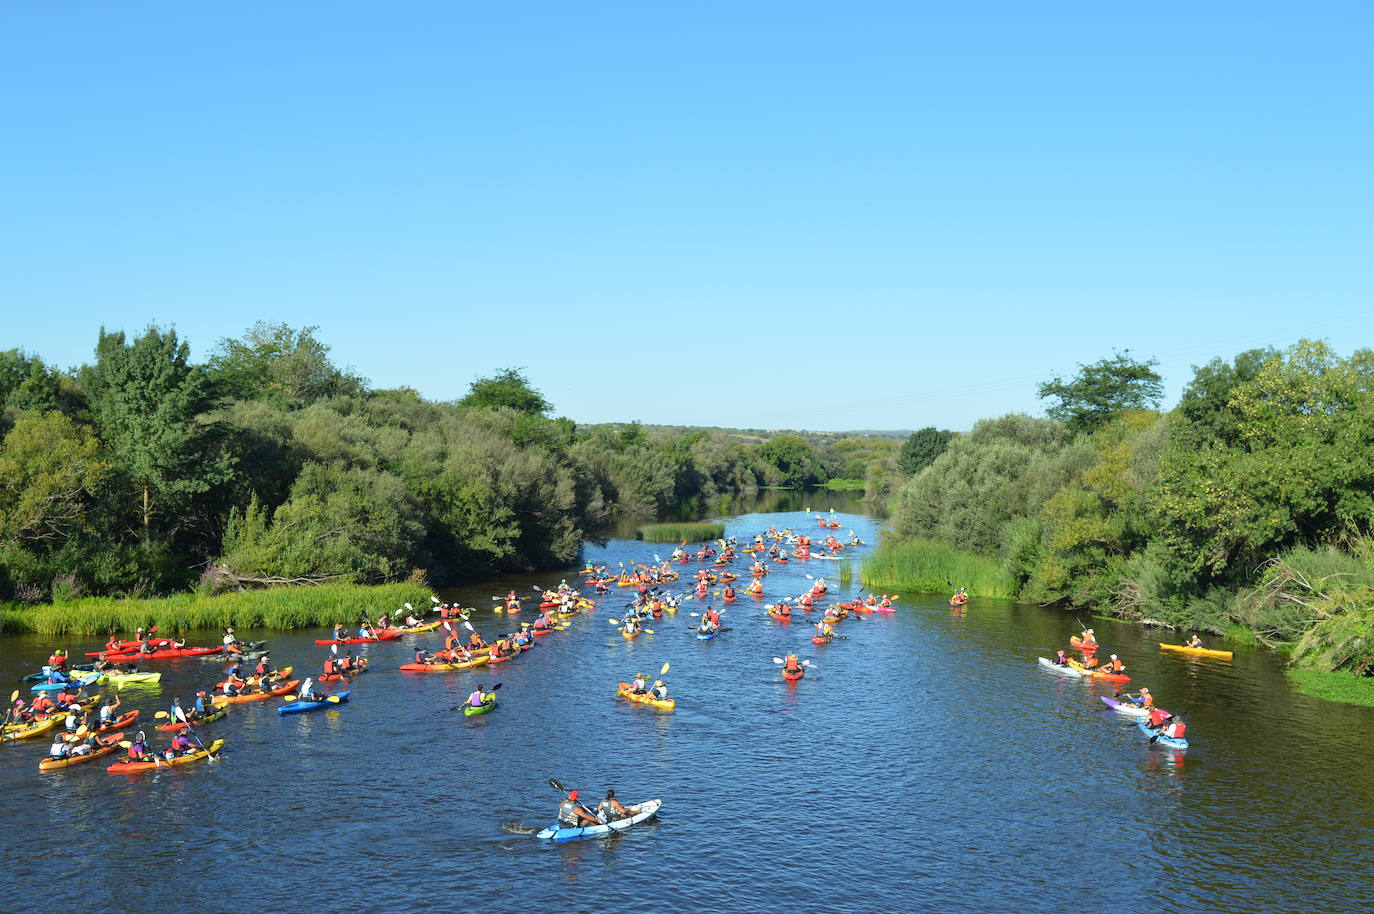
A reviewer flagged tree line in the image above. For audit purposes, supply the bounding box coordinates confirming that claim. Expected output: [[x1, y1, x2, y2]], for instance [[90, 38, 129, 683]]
[[880, 342, 1374, 674], [0, 323, 898, 604]]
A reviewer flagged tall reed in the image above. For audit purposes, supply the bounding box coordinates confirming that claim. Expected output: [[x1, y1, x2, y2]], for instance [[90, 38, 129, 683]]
[[0, 582, 433, 636], [861, 539, 1016, 598]]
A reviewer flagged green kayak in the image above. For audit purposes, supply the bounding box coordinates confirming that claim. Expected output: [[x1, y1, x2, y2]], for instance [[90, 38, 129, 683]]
[[463, 698, 497, 716]]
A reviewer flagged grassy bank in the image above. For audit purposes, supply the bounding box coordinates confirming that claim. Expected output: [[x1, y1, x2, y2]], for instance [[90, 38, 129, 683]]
[[638, 522, 725, 543], [861, 538, 1017, 598], [0, 582, 432, 636], [1286, 669, 1374, 709], [821, 478, 865, 491]]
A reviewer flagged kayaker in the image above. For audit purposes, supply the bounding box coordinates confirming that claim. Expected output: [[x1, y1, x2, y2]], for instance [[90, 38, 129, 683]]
[[1186, 634, 1204, 648], [332, 623, 345, 641], [254, 655, 273, 682], [1163, 714, 1187, 740], [48, 736, 71, 760], [299, 677, 325, 702], [99, 695, 122, 726], [222, 672, 245, 697], [414, 648, 433, 665], [1053, 650, 1069, 666], [357, 623, 371, 640], [1081, 628, 1098, 647], [465, 686, 488, 710], [783, 654, 803, 676], [378, 611, 390, 630], [558, 790, 602, 827], [193, 691, 210, 718], [341, 651, 357, 672], [650, 679, 668, 701], [169, 698, 188, 726], [597, 789, 629, 822], [468, 632, 485, 651], [104, 635, 122, 653], [1103, 654, 1126, 674], [622, 616, 640, 637], [222, 627, 238, 650], [324, 654, 339, 677], [126, 732, 150, 762], [629, 673, 648, 694], [31, 693, 56, 715], [1146, 707, 1171, 729]]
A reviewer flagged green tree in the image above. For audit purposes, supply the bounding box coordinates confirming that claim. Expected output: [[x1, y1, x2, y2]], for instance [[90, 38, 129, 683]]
[[83, 327, 234, 539], [753, 434, 824, 488], [458, 368, 551, 415], [208, 322, 366, 407], [0, 412, 107, 547], [898, 427, 955, 475], [1037, 351, 1164, 435]]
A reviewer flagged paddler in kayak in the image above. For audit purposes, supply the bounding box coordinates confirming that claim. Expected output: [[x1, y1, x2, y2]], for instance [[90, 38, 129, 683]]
[[783, 654, 803, 677], [465, 685, 493, 710], [413, 647, 434, 665], [125, 732, 151, 763], [168, 698, 189, 727], [815, 620, 834, 640], [558, 790, 603, 827], [1185, 634, 1205, 649], [98, 695, 123, 727], [1052, 649, 1070, 667], [628, 673, 649, 694], [1102, 654, 1126, 675], [597, 789, 630, 822], [298, 677, 326, 703], [622, 615, 642, 638]]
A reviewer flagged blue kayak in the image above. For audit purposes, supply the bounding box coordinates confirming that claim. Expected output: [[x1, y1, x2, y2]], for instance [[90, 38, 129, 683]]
[[30, 674, 99, 693], [537, 799, 663, 842], [1136, 716, 1188, 749], [695, 630, 716, 640], [278, 691, 350, 715]]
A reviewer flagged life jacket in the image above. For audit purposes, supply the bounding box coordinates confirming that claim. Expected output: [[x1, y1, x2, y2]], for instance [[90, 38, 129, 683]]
[[785, 658, 801, 671], [1168, 722, 1186, 738], [1148, 709, 1168, 727], [558, 800, 579, 825], [468, 692, 484, 707], [324, 659, 336, 675], [1107, 659, 1123, 672], [415, 650, 427, 663]]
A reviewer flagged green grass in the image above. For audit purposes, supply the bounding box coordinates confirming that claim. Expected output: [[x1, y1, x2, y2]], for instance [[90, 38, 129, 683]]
[[1286, 669, 1374, 708], [861, 538, 1017, 598], [821, 478, 866, 491], [0, 581, 432, 635], [837, 559, 853, 588], [637, 522, 725, 543]]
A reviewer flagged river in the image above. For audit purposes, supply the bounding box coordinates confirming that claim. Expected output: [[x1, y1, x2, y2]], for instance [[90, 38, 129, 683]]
[[2, 497, 1372, 911]]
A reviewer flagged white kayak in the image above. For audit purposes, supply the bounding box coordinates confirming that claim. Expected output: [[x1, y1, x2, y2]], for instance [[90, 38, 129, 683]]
[[1100, 695, 1151, 717], [1037, 657, 1084, 677], [536, 799, 662, 842]]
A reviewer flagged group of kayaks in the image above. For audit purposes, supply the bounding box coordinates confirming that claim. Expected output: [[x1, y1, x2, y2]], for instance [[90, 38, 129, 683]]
[[1037, 630, 1231, 750]]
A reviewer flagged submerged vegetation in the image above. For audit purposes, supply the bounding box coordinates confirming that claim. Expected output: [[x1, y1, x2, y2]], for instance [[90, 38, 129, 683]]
[[637, 522, 726, 543], [866, 342, 1374, 691]]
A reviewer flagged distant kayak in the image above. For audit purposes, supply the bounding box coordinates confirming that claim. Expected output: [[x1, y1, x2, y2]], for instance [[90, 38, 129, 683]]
[[279, 691, 350, 715], [1159, 642, 1233, 660], [537, 799, 662, 842]]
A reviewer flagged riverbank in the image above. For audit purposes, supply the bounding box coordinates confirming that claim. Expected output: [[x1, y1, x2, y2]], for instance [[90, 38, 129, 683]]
[[0, 581, 432, 635]]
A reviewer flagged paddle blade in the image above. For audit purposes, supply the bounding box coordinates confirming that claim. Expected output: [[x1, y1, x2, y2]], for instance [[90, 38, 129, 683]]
[[118, 740, 132, 749], [283, 694, 298, 703], [772, 657, 783, 664], [431, 595, 441, 603], [404, 603, 413, 611], [326, 696, 341, 703], [155, 711, 169, 719], [660, 662, 670, 675], [491, 683, 503, 691]]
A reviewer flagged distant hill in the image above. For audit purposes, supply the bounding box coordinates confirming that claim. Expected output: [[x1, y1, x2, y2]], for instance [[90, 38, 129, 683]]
[[578, 423, 914, 445]]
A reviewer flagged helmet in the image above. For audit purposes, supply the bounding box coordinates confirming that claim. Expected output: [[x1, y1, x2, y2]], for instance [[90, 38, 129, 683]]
[[568, 790, 579, 800], [1110, 654, 1118, 660]]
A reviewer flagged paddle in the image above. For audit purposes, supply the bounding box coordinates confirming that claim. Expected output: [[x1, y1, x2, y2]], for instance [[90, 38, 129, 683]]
[[548, 777, 602, 825]]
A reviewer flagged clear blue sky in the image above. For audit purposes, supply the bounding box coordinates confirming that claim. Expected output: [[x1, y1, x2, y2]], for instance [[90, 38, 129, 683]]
[[4, 2, 1371, 431]]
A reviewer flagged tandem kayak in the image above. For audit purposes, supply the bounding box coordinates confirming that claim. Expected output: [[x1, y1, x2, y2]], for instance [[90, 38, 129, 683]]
[[107, 739, 224, 774], [536, 798, 662, 842], [40, 743, 120, 771], [279, 691, 350, 715], [91, 645, 224, 662], [158, 708, 227, 732], [1159, 642, 1233, 660], [1, 717, 58, 741], [89, 670, 163, 685], [1136, 717, 1188, 749], [615, 683, 676, 711], [463, 699, 497, 716], [213, 680, 300, 705], [1067, 658, 1130, 683], [1069, 636, 1099, 652], [314, 631, 401, 646], [399, 656, 490, 672]]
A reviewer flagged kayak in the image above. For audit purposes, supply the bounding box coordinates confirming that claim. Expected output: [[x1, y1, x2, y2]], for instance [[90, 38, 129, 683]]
[[767, 609, 791, 621], [1067, 658, 1130, 683], [31, 673, 101, 693], [314, 631, 401, 646], [722, 594, 737, 603], [1037, 657, 1084, 677], [1, 717, 58, 741], [158, 708, 227, 731], [1069, 636, 1099, 652], [279, 691, 350, 715], [82, 639, 174, 656], [320, 664, 370, 682], [811, 636, 831, 645], [89, 670, 163, 685], [394, 621, 442, 633], [212, 680, 300, 705], [537, 799, 662, 842], [782, 667, 804, 681], [1136, 717, 1188, 749], [463, 698, 497, 716], [615, 683, 676, 711], [107, 739, 225, 774], [67, 709, 140, 738], [91, 645, 223, 662], [1100, 696, 1153, 718], [400, 656, 490, 673], [213, 666, 295, 690], [620, 629, 640, 640], [695, 630, 716, 641], [1159, 642, 1233, 660], [41, 743, 121, 771]]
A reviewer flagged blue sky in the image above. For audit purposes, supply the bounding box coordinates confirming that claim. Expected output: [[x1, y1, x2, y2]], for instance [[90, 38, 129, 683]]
[[3, 2, 1371, 431]]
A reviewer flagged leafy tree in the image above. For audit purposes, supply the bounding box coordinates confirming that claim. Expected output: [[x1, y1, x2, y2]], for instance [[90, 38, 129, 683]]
[[753, 435, 824, 488], [82, 327, 234, 539], [208, 322, 366, 407], [898, 427, 955, 475], [1037, 351, 1164, 435], [458, 368, 551, 415], [0, 412, 107, 547]]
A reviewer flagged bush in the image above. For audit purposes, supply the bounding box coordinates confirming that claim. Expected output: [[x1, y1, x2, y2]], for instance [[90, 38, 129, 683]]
[[637, 522, 725, 543]]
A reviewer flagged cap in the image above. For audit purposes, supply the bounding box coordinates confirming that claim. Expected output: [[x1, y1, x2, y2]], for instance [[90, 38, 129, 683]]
[[1110, 654, 1118, 660], [568, 790, 579, 800]]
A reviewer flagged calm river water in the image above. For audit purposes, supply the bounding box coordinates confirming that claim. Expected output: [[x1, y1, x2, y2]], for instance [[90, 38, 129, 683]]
[[2, 496, 1372, 911]]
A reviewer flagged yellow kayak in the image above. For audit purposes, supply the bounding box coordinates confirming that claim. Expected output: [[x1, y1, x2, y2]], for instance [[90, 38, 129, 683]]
[[3, 717, 58, 741], [1159, 642, 1233, 660], [615, 683, 675, 711], [620, 629, 640, 640], [395, 620, 441, 633]]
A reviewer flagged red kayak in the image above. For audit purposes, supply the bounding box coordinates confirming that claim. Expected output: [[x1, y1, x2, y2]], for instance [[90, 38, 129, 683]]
[[90, 645, 223, 661], [66, 710, 139, 738], [1069, 636, 1099, 652], [314, 631, 401, 646], [767, 609, 791, 622], [782, 667, 804, 681], [811, 636, 831, 644]]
